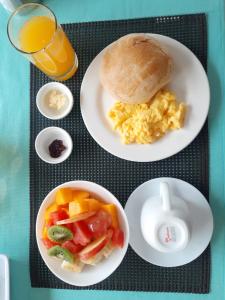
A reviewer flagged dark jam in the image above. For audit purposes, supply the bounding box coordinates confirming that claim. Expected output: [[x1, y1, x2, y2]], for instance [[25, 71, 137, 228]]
[[49, 139, 66, 158]]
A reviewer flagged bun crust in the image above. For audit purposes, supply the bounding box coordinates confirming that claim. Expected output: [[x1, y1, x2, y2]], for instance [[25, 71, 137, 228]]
[[100, 33, 172, 104]]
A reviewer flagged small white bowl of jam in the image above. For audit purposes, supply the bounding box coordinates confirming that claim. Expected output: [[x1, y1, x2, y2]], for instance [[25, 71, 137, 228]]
[[35, 127, 73, 164], [36, 82, 74, 120]]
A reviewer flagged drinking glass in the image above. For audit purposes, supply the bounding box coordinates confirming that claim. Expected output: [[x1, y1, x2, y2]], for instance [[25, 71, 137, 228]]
[[7, 3, 78, 81]]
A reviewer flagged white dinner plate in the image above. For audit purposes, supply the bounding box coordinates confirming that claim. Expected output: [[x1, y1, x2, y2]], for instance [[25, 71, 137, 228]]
[[124, 177, 213, 267], [80, 34, 210, 162]]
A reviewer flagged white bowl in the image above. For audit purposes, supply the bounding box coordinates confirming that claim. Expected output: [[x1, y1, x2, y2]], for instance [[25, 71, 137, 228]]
[[36, 181, 129, 286], [35, 127, 73, 164], [36, 82, 74, 120]]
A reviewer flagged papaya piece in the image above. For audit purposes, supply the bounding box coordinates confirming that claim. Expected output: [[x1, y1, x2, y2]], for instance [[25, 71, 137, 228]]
[[44, 203, 58, 220], [42, 225, 48, 239], [102, 204, 119, 228], [55, 188, 73, 205], [72, 190, 90, 201], [86, 198, 102, 212]]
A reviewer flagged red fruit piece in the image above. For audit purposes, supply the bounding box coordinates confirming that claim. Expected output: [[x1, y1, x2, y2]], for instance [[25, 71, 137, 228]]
[[62, 240, 83, 254], [107, 228, 114, 240], [112, 228, 124, 248], [42, 238, 59, 249], [85, 210, 112, 239], [49, 209, 69, 225], [73, 221, 93, 246], [78, 229, 113, 261], [64, 223, 74, 231], [46, 219, 54, 228]]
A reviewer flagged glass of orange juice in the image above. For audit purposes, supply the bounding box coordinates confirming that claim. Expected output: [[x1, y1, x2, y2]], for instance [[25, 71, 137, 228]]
[[7, 3, 78, 81]]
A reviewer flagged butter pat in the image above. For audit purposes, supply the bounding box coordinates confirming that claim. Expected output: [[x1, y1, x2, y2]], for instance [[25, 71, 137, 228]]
[[47, 89, 67, 111], [36, 82, 74, 120]]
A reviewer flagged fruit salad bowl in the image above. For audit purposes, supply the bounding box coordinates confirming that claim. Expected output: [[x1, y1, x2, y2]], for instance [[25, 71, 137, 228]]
[[36, 180, 129, 286]]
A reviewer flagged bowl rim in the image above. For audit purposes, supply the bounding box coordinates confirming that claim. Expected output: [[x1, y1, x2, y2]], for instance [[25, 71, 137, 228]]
[[35, 180, 130, 286], [36, 82, 74, 120]]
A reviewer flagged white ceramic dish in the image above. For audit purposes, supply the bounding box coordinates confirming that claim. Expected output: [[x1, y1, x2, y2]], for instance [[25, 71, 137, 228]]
[[80, 34, 210, 162], [36, 82, 73, 120], [124, 177, 213, 267], [35, 127, 73, 164], [0, 255, 9, 300], [36, 181, 129, 286]]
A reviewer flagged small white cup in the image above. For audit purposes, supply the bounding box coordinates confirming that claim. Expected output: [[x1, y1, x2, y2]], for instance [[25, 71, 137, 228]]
[[141, 182, 190, 253], [36, 82, 74, 120], [35, 127, 73, 164]]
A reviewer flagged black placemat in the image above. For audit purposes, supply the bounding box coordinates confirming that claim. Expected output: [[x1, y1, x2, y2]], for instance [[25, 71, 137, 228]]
[[30, 13, 210, 293]]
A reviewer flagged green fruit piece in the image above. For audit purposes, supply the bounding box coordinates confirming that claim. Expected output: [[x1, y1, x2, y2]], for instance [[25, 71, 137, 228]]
[[48, 245, 74, 263], [47, 225, 73, 243]]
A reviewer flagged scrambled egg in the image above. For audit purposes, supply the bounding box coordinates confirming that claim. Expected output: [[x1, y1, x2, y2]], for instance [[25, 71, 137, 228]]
[[108, 90, 186, 144]]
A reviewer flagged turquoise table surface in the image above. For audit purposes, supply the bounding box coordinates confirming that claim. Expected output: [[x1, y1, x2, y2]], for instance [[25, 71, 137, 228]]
[[0, 0, 225, 299]]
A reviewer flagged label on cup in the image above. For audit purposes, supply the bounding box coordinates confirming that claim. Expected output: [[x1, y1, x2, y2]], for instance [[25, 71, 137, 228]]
[[158, 224, 182, 248]]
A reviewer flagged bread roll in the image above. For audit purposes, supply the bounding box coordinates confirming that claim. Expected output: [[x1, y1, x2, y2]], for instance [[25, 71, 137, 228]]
[[100, 33, 172, 104]]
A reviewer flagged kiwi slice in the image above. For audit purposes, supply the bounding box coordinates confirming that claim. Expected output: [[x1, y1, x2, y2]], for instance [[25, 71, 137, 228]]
[[47, 225, 73, 243], [48, 246, 74, 263]]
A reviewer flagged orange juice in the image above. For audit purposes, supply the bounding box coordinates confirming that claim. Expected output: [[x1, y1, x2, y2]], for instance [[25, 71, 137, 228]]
[[19, 16, 77, 81]]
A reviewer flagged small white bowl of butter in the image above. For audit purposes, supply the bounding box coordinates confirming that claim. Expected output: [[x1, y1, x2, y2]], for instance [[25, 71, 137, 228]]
[[36, 82, 74, 120]]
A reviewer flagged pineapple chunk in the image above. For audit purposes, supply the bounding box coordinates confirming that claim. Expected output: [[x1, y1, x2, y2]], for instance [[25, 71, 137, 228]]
[[69, 199, 89, 217], [102, 242, 114, 258], [69, 198, 101, 217], [61, 259, 84, 273]]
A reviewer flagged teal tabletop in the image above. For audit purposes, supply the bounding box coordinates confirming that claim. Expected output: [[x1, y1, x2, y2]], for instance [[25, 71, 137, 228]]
[[0, 0, 225, 299]]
